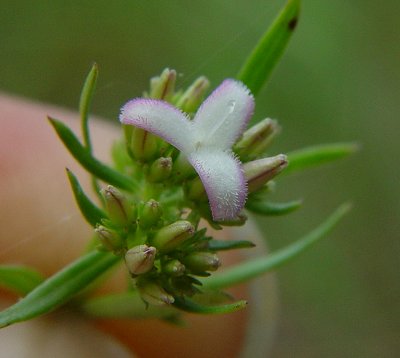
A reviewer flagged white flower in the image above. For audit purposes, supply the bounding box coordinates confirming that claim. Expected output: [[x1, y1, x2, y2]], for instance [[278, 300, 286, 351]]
[[120, 79, 254, 221]]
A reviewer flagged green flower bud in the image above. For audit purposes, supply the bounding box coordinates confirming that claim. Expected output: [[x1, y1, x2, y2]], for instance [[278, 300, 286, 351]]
[[95, 225, 125, 252], [244, 154, 288, 193], [139, 199, 162, 229], [181, 252, 221, 273], [185, 176, 207, 201], [163, 259, 185, 277], [129, 127, 159, 162], [125, 245, 157, 276], [149, 68, 177, 101], [137, 280, 175, 306], [148, 157, 172, 183], [123, 124, 134, 158], [235, 118, 280, 160], [101, 185, 135, 227], [151, 220, 194, 253], [172, 153, 196, 180], [176, 76, 210, 113]]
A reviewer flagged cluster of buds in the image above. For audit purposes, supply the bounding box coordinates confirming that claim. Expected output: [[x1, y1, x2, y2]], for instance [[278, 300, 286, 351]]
[[97, 205, 222, 305], [123, 221, 221, 305], [94, 69, 288, 306], [94, 185, 223, 305], [147, 68, 210, 113]]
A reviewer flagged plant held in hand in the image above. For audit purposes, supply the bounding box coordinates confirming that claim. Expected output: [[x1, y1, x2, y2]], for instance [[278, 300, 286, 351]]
[[0, 0, 356, 328]]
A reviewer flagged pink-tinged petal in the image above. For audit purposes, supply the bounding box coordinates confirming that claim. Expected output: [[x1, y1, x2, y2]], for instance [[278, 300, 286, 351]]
[[120, 99, 195, 153], [193, 79, 254, 150], [187, 149, 247, 221]]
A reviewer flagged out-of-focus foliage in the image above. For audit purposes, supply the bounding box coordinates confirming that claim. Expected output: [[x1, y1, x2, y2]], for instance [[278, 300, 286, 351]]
[[0, 0, 399, 356]]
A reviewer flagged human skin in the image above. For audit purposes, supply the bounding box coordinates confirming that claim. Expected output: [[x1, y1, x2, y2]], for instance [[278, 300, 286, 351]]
[[0, 94, 256, 357]]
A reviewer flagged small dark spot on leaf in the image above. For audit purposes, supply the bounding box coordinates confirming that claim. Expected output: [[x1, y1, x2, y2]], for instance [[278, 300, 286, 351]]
[[288, 17, 298, 31]]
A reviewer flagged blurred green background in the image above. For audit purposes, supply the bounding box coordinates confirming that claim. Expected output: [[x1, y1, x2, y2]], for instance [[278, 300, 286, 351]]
[[1, 0, 398, 356]]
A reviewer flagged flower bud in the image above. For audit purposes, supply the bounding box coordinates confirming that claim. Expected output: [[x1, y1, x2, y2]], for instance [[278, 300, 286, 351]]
[[95, 225, 124, 252], [139, 199, 162, 229], [129, 127, 159, 162], [163, 259, 185, 277], [151, 220, 194, 253], [148, 157, 172, 183], [244, 154, 288, 193], [137, 280, 175, 306], [185, 177, 207, 201], [125, 245, 156, 276], [101, 185, 135, 227], [181, 252, 221, 273], [235, 118, 280, 160], [172, 153, 196, 180], [149, 68, 177, 101], [123, 124, 133, 157], [176, 76, 210, 113]]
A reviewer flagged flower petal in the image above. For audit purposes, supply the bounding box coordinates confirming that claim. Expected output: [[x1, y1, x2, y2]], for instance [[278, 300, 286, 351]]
[[193, 79, 254, 150], [188, 149, 247, 221], [120, 99, 194, 153]]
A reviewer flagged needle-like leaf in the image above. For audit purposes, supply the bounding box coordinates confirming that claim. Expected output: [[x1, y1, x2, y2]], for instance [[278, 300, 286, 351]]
[[246, 199, 302, 216], [204, 203, 351, 290], [0, 251, 119, 328], [285, 142, 359, 175], [237, 0, 301, 97], [208, 239, 255, 251], [49, 117, 136, 191], [79, 63, 98, 152], [66, 169, 107, 227]]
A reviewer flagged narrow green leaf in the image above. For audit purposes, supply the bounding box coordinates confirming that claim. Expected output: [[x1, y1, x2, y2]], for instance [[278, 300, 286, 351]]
[[0, 251, 119, 328], [173, 296, 247, 314], [79, 63, 98, 153], [204, 203, 351, 290], [48, 117, 136, 191], [66, 169, 107, 227], [237, 0, 301, 96], [81, 291, 178, 320], [285, 142, 359, 175], [0, 266, 44, 296], [208, 239, 255, 251], [246, 199, 302, 216], [78, 64, 103, 200]]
